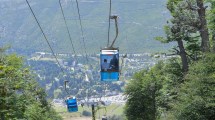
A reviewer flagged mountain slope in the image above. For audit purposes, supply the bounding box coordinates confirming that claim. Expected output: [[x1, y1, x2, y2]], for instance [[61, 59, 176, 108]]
[[0, 0, 171, 54]]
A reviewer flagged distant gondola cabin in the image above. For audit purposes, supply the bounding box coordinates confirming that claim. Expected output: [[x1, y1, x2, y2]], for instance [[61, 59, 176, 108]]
[[65, 96, 78, 112], [100, 48, 119, 81]]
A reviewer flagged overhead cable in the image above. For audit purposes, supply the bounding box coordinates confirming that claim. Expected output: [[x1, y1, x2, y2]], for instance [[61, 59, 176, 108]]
[[59, 0, 77, 56], [74, 0, 89, 62], [70, 0, 85, 55], [25, 0, 69, 94], [25, 0, 64, 73]]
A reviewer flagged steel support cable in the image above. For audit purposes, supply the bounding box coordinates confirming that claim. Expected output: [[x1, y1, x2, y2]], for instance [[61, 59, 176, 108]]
[[59, 0, 88, 96], [107, 0, 112, 47], [70, 0, 85, 55], [74, 0, 89, 62], [25, 0, 64, 73], [73, 1, 90, 101], [59, 0, 77, 59], [25, 0, 69, 94]]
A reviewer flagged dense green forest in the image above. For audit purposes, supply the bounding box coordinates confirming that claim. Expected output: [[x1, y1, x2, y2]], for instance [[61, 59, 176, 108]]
[[0, 48, 62, 120], [125, 0, 215, 120]]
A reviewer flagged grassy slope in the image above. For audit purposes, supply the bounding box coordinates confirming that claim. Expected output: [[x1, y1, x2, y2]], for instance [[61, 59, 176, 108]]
[[54, 104, 124, 120]]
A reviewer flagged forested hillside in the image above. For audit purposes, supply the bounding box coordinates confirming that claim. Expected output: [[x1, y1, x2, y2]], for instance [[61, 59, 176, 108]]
[[0, 0, 171, 54]]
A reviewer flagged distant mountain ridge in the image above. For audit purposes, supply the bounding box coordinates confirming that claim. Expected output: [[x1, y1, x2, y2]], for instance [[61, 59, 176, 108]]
[[0, 0, 171, 55]]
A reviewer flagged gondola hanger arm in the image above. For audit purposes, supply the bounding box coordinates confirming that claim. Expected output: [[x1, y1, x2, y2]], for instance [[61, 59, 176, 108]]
[[64, 80, 69, 94], [110, 15, 119, 48]]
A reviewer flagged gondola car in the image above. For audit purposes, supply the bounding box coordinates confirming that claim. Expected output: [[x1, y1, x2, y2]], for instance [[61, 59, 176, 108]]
[[65, 96, 78, 112], [100, 48, 119, 81]]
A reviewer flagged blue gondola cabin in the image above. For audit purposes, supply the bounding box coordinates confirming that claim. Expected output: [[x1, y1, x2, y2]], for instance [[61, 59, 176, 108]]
[[65, 96, 78, 112], [100, 48, 119, 81]]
